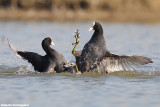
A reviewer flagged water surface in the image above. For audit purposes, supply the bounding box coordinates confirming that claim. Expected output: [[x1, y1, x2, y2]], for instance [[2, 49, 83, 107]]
[[0, 21, 160, 107]]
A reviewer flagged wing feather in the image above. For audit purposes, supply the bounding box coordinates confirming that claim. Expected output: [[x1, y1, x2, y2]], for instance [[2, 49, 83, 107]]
[[98, 52, 153, 73], [8, 39, 47, 72]]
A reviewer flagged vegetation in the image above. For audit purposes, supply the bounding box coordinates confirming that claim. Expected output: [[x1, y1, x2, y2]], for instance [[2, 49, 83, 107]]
[[0, 0, 160, 22]]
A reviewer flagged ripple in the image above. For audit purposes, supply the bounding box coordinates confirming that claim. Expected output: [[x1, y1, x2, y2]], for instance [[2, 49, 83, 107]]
[[1, 22, 160, 107]]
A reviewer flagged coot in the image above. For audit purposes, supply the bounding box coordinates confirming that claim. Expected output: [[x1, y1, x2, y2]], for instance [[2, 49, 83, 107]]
[[74, 22, 153, 73], [8, 37, 70, 73]]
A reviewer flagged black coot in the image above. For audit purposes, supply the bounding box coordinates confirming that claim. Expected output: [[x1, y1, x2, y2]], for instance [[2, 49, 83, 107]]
[[8, 37, 69, 73], [74, 22, 153, 73]]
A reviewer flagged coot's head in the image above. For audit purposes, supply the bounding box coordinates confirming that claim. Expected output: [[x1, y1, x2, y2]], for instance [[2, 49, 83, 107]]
[[89, 22, 103, 34], [42, 37, 55, 46], [42, 37, 55, 53]]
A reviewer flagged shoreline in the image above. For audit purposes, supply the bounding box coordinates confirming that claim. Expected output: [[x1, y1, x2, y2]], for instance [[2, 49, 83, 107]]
[[0, 9, 160, 23]]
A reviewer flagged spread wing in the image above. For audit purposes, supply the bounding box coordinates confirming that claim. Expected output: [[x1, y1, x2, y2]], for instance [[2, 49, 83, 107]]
[[8, 39, 47, 72], [17, 51, 43, 66], [98, 52, 153, 73]]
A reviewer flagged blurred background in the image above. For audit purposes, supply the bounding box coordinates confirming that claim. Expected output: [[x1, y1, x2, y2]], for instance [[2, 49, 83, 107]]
[[0, 0, 160, 22]]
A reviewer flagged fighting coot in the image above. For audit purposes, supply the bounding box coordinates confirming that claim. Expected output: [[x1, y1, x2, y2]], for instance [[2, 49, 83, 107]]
[[8, 37, 70, 73], [74, 22, 153, 73]]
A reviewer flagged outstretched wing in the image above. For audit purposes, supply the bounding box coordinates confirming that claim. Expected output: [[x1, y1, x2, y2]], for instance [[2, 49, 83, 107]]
[[8, 39, 46, 72], [98, 52, 153, 73], [8, 39, 22, 58], [17, 51, 43, 65]]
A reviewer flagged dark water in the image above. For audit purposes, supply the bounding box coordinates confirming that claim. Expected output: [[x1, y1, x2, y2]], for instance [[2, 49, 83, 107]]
[[0, 21, 160, 107]]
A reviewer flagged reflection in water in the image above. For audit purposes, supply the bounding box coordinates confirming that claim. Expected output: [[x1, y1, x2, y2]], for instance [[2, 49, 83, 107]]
[[0, 22, 160, 107]]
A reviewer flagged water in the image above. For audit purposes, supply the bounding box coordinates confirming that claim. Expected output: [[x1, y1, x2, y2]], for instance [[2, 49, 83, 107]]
[[0, 21, 160, 107]]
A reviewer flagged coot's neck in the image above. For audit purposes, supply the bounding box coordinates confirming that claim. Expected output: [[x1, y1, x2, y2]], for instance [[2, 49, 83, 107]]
[[95, 28, 103, 36], [90, 28, 104, 43], [42, 44, 54, 55]]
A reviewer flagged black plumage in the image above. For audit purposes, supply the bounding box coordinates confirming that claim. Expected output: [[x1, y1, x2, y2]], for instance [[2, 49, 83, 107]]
[[8, 37, 68, 73], [74, 22, 153, 73]]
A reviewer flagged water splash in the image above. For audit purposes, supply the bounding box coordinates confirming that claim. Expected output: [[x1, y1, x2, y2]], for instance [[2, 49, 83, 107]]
[[15, 65, 35, 75]]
